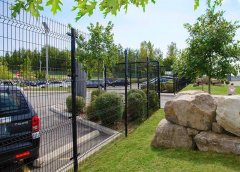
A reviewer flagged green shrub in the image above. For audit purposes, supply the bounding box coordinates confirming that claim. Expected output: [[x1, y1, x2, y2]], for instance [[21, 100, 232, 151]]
[[141, 83, 158, 91], [128, 89, 146, 100], [35, 71, 45, 80], [94, 92, 123, 126], [148, 90, 159, 113], [127, 92, 146, 122], [165, 83, 174, 92], [86, 101, 99, 121], [66, 96, 85, 114], [160, 83, 166, 91], [225, 80, 230, 85], [142, 89, 159, 115], [91, 89, 105, 102]]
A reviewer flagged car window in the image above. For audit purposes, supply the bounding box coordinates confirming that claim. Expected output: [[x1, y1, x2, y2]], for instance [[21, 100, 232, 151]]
[[0, 90, 29, 115]]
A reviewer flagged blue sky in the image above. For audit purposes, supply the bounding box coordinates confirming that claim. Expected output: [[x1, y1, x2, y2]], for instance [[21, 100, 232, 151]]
[[41, 0, 240, 56]]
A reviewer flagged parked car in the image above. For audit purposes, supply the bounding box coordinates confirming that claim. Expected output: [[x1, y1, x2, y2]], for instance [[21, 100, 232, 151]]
[[63, 80, 71, 87], [0, 86, 40, 166], [140, 76, 173, 89], [40, 81, 67, 88], [36, 80, 47, 87], [111, 79, 130, 87], [24, 81, 37, 87], [86, 79, 104, 88], [0, 80, 14, 86]]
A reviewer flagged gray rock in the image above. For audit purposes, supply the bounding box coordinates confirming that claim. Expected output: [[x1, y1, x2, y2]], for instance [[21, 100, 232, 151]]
[[151, 119, 193, 149], [194, 131, 240, 155], [212, 122, 223, 134], [216, 95, 240, 136], [187, 128, 199, 136], [165, 92, 217, 131]]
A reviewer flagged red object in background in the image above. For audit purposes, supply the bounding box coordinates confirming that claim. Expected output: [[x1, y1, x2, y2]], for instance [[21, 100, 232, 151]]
[[16, 71, 20, 77]]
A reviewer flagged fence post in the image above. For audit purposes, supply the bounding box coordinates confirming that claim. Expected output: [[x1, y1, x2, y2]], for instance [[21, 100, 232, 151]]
[[124, 49, 128, 137], [146, 57, 149, 118], [71, 28, 78, 172], [173, 73, 176, 95], [157, 61, 161, 109], [104, 65, 107, 91], [129, 64, 132, 89], [137, 66, 140, 89]]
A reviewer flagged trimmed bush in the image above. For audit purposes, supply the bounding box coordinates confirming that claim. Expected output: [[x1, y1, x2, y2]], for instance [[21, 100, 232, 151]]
[[148, 90, 159, 113], [128, 89, 147, 100], [94, 92, 123, 126], [91, 89, 105, 102], [127, 92, 146, 122], [160, 83, 166, 91], [66, 96, 85, 114], [86, 101, 99, 121], [141, 83, 158, 91], [165, 83, 174, 92], [142, 89, 159, 115]]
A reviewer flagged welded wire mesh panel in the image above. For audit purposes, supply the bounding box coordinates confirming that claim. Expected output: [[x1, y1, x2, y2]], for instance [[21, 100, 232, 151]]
[[0, 0, 76, 171]]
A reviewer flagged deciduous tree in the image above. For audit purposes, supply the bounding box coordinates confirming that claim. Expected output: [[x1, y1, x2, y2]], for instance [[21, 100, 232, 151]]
[[182, 7, 240, 93], [11, 0, 221, 21]]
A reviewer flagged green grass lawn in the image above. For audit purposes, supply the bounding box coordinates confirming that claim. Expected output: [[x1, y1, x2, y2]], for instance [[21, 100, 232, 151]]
[[78, 109, 240, 172], [181, 84, 240, 95]]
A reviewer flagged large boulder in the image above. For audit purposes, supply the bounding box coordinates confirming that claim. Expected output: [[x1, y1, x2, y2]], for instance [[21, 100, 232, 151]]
[[165, 92, 217, 131], [194, 131, 240, 155], [216, 96, 240, 136], [151, 119, 193, 149]]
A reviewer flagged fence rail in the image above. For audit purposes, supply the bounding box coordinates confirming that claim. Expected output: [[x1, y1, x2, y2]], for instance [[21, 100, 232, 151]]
[[0, 1, 185, 171]]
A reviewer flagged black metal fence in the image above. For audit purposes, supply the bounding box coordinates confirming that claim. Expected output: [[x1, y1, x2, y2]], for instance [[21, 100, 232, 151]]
[[0, 0, 121, 171], [0, 0, 190, 171]]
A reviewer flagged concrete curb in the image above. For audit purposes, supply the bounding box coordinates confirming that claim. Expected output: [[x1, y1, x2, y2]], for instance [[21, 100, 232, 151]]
[[50, 104, 121, 172], [50, 105, 119, 135], [39, 130, 100, 164], [56, 132, 121, 172]]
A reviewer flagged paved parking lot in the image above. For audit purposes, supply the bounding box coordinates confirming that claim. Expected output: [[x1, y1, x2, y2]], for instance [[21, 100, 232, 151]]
[[25, 91, 112, 172], [1, 87, 175, 172]]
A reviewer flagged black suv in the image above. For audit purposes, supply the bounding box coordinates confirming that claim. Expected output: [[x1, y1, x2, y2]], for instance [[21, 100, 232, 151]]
[[0, 86, 40, 166]]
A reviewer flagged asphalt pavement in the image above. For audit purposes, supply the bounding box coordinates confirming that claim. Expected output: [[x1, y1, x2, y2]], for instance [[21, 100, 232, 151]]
[[1, 87, 175, 172]]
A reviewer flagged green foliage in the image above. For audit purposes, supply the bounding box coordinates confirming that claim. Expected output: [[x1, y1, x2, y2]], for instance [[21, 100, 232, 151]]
[[86, 101, 99, 121], [147, 90, 159, 113], [141, 83, 158, 91], [94, 92, 123, 126], [87, 89, 105, 121], [20, 57, 33, 79], [159, 81, 174, 93], [66, 96, 86, 114], [91, 89, 105, 102], [35, 71, 46, 80], [11, 0, 222, 21], [0, 64, 12, 79], [127, 92, 146, 122], [162, 42, 178, 70], [128, 89, 146, 99], [77, 22, 118, 78], [4, 47, 70, 74], [46, 0, 63, 14], [179, 8, 240, 93]]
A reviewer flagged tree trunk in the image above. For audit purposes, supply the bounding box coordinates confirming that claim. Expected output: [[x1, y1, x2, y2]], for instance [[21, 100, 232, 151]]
[[208, 76, 211, 94]]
